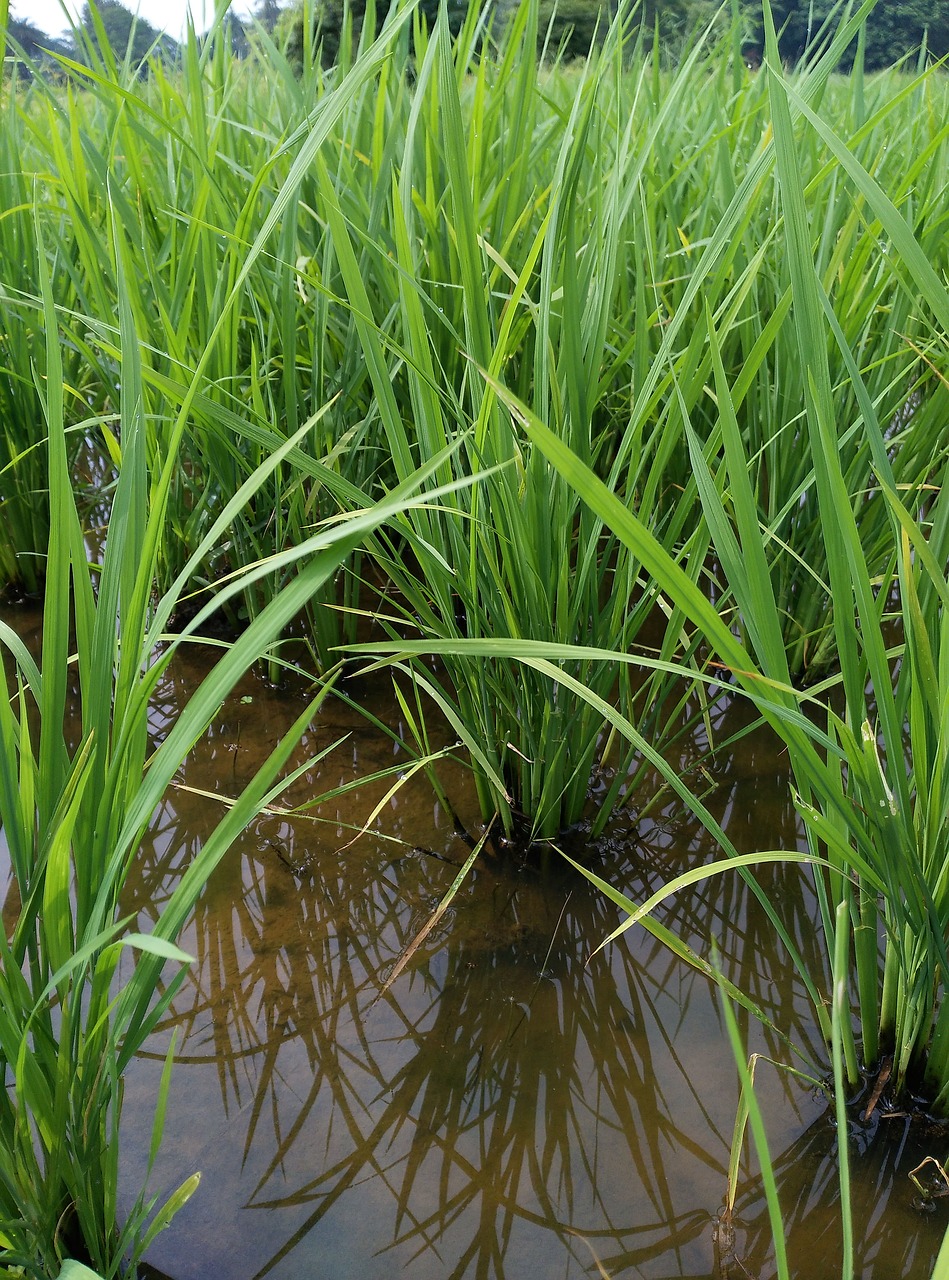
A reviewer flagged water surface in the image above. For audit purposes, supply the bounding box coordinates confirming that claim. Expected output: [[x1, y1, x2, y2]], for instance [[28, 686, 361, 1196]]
[[2, 608, 945, 1279]]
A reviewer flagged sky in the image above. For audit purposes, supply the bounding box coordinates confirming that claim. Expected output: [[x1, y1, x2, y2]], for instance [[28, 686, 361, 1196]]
[[10, 0, 251, 39]]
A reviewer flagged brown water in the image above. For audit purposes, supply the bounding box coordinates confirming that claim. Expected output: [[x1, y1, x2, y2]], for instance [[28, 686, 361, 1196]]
[[2, 612, 947, 1280]]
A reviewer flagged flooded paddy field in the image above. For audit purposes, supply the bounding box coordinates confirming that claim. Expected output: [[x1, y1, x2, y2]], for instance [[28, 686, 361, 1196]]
[[4, 15, 949, 1279], [2, 619, 924, 1280]]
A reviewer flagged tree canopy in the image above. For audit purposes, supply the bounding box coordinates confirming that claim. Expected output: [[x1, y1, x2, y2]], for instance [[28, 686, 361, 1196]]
[[3, 15, 70, 73], [5, 0, 949, 73], [746, 0, 949, 69], [286, 0, 949, 69], [527, 0, 949, 66], [2, 1, 177, 73], [78, 0, 177, 65]]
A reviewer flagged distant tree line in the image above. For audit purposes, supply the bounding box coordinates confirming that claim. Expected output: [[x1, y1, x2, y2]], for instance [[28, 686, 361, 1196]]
[[3, 1, 175, 75], [3, 15, 71, 74], [283, 0, 703, 67], [285, 0, 949, 70], [4, 0, 948, 75], [1, 0, 276, 76], [523, 0, 949, 67], [749, 0, 949, 69]]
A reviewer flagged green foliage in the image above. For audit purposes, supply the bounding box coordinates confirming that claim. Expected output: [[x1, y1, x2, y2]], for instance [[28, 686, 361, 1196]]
[[332, 4, 724, 840], [511, 0, 949, 1125], [743, 0, 949, 69], [5, 0, 949, 1269], [76, 0, 177, 69], [253, 0, 285, 32], [287, 0, 368, 67], [56, 1264, 107, 1280], [534, 0, 610, 59], [284, 0, 466, 69], [2, 17, 70, 75], [6, 0, 949, 824], [0, 85, 92, 596], [0, 14, 448, 1277], [493, 0, 710, 61]]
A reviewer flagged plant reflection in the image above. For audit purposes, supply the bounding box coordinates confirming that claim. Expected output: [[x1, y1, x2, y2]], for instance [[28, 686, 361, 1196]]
[[114, 679, 823, 1280], [725, 1101, 948, 1279], [115, 676, 946, 1280]]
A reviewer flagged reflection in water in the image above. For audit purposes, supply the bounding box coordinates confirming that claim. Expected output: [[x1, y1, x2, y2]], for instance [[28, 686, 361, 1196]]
[[125, 820, 743, 1280], [725, 1097, 949, 1280], [3, 622, 946, 1279], [120, 672, 759, 1280]]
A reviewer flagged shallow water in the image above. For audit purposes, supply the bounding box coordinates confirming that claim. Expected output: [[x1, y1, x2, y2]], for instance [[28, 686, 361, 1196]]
[[2, 611, 947, 1279]]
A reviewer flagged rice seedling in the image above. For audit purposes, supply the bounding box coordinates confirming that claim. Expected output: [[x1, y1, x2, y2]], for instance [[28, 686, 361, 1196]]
[[288, 12, 949, 1266], [0, 257, 283, 1276], [0, 320, 456, 1276], [697, 56, 949, 680], [433, 0, 949, 1132], [483, 0, 949, 1129], [8, 0, 948, 825], [0, 14, 488, 1274], [329, 1, 946, 839], [4, 8, 408, 665], [333, 3, 754, 841], [0, 77, 102, 597], [722, 0, 949, 1113]]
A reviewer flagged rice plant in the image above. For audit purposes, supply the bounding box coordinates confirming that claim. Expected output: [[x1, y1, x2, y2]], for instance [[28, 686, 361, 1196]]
[[0, 305, 456, 1276], [334, 3, 747, 840], [8, 0, 949, 829], [6, 2, 949, 1269], [0, 83, 98, 597], [332, 2, 947, 837], [0, 13, 478, 1274], [3, 8, 405, 663], [496, 0, 949, 1119]]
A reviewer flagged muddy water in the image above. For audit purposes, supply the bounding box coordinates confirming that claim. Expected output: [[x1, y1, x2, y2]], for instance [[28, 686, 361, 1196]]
[[2, 613, 947, 1279]]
